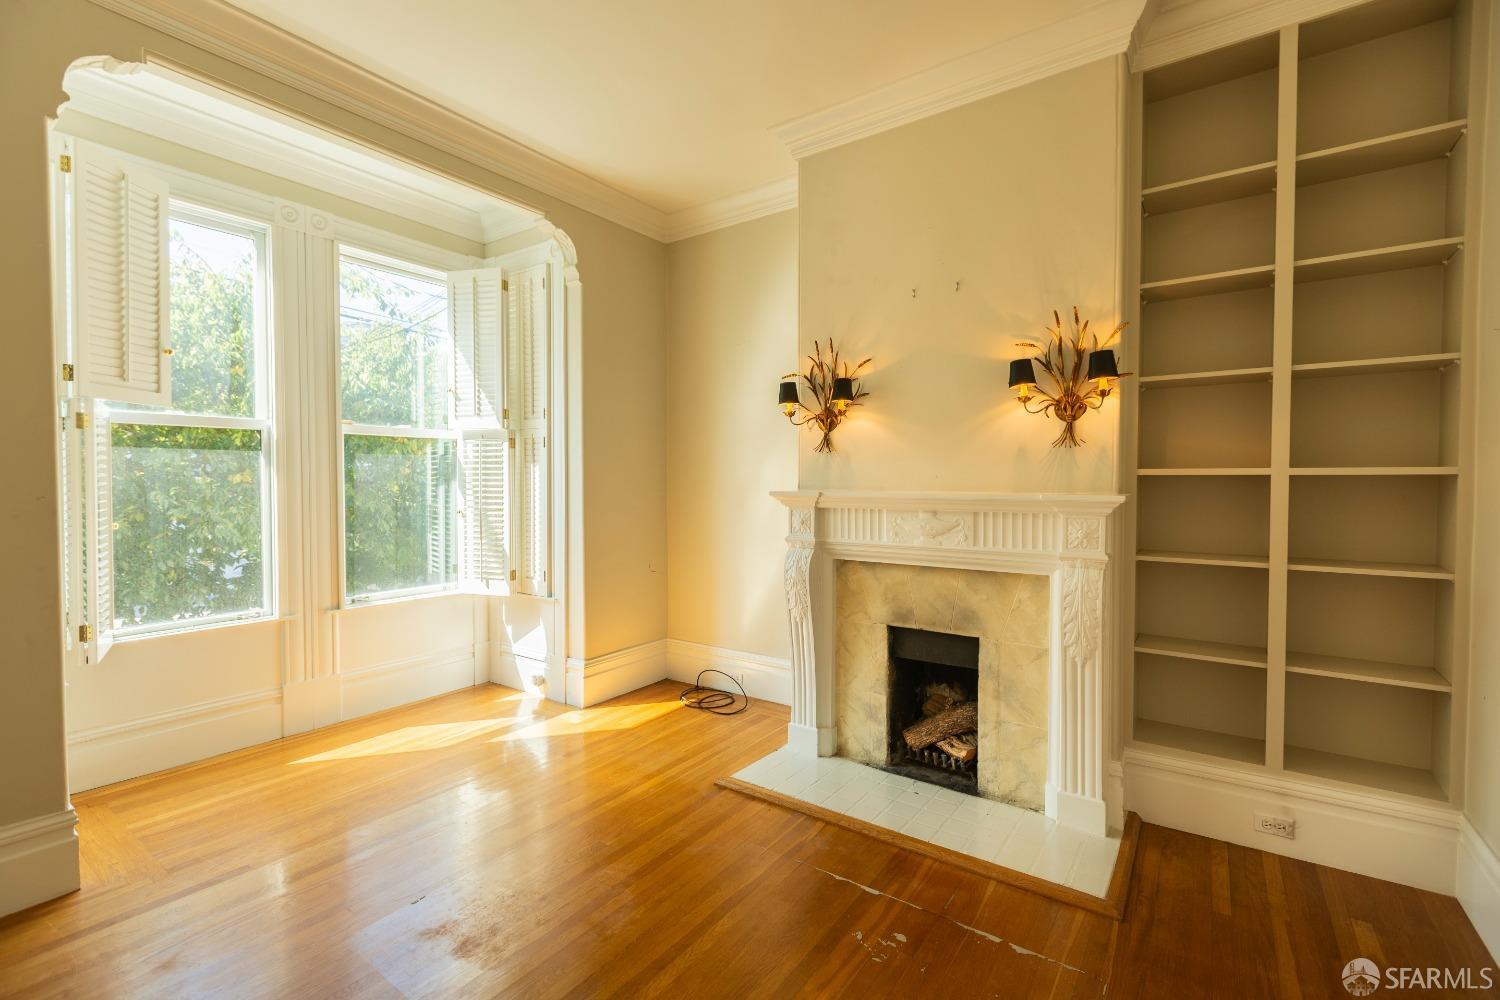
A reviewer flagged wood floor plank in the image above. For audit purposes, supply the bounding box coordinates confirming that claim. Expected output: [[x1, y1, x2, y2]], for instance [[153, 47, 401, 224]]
[[0, 680, 1493, 999]]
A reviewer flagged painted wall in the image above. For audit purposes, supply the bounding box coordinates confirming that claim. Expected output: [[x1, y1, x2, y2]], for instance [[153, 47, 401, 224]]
[[1464, 0, 1500, 941], [665, 210, 798, 661], [797, 57, 1124, 494], [0, 0, 666, 911]]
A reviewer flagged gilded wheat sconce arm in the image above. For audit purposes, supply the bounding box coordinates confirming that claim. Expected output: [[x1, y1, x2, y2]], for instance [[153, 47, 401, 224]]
[[776, 339, 870, 453], [1009, 307, 1131, 448]]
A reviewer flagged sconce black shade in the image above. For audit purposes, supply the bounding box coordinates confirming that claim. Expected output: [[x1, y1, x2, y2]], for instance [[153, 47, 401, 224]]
[[831, 377, 856, 403], [777, 380, 800, 406], [1087, 349, 1120, 381], [1008, 358, 1037, 388]]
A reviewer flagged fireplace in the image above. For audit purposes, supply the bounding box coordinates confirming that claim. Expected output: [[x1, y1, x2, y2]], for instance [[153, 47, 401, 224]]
[[885, 626, 980, 793], [773, 490, 1125, 835]]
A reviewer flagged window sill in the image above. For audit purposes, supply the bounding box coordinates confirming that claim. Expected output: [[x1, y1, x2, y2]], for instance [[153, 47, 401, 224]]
[[339, 586, 470, 613], [114, 610, 276, 645]]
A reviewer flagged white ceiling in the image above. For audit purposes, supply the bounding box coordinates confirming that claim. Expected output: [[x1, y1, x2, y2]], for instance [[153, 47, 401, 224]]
[[223, 0, 1111, 216]]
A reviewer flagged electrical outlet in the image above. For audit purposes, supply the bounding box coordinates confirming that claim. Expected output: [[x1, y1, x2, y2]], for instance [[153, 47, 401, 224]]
[[1255, 813, 1296, 839]]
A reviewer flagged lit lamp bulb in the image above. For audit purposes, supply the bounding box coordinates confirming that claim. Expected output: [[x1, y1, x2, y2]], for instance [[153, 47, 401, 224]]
[[1008, 358, 1037, 401], [777, 379, 799, 418], [1087, 349, 1120, 395], [831, 376, 855, 414]]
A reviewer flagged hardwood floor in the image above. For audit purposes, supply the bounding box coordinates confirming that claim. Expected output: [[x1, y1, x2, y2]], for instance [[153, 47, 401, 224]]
[[0, 681, 1492, 998]]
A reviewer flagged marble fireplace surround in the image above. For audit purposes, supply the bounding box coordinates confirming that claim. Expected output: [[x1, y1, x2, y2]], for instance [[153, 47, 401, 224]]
[[773, 490, 1125, 836]]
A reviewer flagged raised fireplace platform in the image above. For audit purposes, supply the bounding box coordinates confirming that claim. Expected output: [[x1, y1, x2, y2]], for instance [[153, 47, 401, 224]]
[[773, 490, 1125, 836]]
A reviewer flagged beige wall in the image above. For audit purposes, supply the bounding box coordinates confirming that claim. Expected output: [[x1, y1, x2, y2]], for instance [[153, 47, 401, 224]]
[[665, 210, 798, 659], [797, 57, 1124, 493], [1466, 2, 1500, 864], [0, 0, 666, 848]]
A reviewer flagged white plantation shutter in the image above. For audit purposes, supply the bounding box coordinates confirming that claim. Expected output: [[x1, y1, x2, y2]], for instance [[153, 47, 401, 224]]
[[80, 399, 116, 663], [461, 434, 510, 586], [71, 142, 172, 406], [425, 441, 454, 578], [449, 267, 504, 425], [507, 264, 550, 595]]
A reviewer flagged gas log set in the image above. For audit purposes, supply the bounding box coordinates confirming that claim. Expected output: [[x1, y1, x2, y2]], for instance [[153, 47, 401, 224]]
[[900, 686, 979, 770]]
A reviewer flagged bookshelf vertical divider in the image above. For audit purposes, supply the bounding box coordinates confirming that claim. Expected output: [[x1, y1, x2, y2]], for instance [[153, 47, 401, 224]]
[[1265, 25, 1298, 773]]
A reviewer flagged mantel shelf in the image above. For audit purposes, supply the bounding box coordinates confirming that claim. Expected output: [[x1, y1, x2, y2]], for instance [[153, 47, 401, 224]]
[[1142, 160, 1277, 215], [1291, 353, 1460, 378], [1293, 238, 1463, 283], [1286, 650, 1452, 692], [1139, 367, 1273, 388], [1137, 550, 1270, 570], [1296, 119, 1468, 186], [1135, 633, 1268, 668], [1288, 557, 1454, 581]]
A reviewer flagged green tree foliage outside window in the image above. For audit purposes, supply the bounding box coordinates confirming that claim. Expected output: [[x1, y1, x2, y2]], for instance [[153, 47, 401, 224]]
[[338, 256, 456, 599]]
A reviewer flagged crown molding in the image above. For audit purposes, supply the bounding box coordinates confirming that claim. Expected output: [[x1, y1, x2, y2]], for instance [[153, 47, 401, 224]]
[[85, 0, 674, 241], [1132, 0, 1369, 70], [773, 0, 1148, 160], [662, 176, 798, 243]]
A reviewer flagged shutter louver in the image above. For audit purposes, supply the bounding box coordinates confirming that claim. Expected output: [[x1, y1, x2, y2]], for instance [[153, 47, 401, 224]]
[[81, 399, 116, 663], [508, 264, 550, 596], [461, 434, 510, 586], [450, 267, 504, 426], [71, 143, 171, 407]]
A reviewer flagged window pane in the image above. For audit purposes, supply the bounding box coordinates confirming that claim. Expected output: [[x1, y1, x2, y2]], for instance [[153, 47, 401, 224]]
[[340, 258, 450, 429], [120, 217, 260, 418], [111, 423, 266, 628], [344, 434, 456, 598]]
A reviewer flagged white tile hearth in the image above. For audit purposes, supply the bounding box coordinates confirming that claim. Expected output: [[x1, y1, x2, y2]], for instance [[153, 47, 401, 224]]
[[732, 746, 1121, 898]]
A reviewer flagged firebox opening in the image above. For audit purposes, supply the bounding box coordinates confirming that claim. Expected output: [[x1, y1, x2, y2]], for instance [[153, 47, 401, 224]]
[[885, 626, 981, 794]]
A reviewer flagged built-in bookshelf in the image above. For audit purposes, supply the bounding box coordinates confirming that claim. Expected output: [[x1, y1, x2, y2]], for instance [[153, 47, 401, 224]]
[[1126, 0, 1480, 806]]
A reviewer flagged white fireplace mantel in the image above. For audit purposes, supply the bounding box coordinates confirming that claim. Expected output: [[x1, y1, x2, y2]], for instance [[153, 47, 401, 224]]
[[772, 489, 1125, 836]]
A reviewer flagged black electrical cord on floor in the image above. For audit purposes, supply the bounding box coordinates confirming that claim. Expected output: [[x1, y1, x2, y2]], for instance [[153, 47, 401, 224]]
[[679, 668, 750, 715]]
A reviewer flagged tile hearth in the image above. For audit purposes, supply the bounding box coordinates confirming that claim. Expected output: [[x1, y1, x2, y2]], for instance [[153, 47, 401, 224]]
[[732, 745, 1121, 898]]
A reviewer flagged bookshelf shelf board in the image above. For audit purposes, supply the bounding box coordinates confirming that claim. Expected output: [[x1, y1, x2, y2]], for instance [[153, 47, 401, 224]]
[[1137, 550, 1271, 570], [1141, 264, 1275, 302], [1288, 558, 1454, 580], [1293, 238, 1464, 283], [1143, 161, 1277, 215], [1285, 650, 1452, 691], [1296, 119, 1467, 186], [1284, 745, 1446, 801], [1135, 633, 1268, 668], [1291, 353, 1460, 378], [1132, 718, 1266, 765], [1140, 367, 1274, 388]]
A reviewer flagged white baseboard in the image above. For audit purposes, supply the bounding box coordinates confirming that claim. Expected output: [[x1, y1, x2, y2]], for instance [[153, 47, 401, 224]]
[[67, 688, 283, 792], [664, 639, 792, 706], [1123, 745, 1461, 893], [340, 646, 476, 721], [0, 809, 80, 918], [564, 639, 668, 707], [1458, 816, 1500, 962]]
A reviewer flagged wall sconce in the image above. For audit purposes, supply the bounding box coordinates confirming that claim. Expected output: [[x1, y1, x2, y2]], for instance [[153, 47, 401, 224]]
[[778, 339, 869, 453], [1010, 307, 1129, 448]]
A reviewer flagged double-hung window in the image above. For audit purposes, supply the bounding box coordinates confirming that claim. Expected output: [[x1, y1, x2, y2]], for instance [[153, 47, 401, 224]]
[[69, 142, 274, 660], [338, 249, 459, 602], [106, 209, 273, 635]]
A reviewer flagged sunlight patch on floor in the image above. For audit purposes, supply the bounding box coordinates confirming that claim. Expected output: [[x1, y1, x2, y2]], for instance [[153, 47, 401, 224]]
[[292, 717, 528, 763], [493, 701, 682, 742]]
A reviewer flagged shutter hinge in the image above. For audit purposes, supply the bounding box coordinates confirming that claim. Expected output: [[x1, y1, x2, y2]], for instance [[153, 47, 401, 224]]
[[509, 436, 516, 449], [502, 408, 509, 421], [74, 411, 91, 429], [509, 570, 517, 581], [502, 279, 509, 292], [78, 624, 92, 643], [59, 154, 72, 173], [61, 363, 74, 382]]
